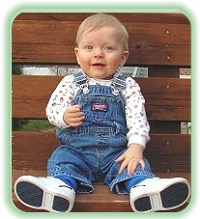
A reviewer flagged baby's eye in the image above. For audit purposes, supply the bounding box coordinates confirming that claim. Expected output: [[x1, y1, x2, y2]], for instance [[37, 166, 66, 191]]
[[104, 46, 113, 51], [85, 45, 93, 50]]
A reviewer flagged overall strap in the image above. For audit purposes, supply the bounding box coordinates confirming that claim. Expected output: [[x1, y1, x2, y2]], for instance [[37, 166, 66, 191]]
[[112, 74, 126, 89], [111, 74, 126, 95], [73, 71, 126, 95], [73, 71, 88, 85]]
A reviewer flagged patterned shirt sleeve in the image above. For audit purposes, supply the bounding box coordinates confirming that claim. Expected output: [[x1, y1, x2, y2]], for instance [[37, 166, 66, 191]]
[[125, 77, 150, 148], [46, 75, 77, 128]]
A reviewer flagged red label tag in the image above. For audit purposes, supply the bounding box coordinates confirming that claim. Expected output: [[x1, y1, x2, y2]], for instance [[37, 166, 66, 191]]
[[92, 103, 108, 112]]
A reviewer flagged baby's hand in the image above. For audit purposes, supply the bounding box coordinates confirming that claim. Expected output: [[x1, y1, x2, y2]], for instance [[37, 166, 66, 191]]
[[63, 104, 85, 127], [115, 144, 145, 174]]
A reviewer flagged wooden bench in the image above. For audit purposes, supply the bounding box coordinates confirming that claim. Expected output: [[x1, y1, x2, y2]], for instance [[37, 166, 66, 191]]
[[12, 13, 191, 212]]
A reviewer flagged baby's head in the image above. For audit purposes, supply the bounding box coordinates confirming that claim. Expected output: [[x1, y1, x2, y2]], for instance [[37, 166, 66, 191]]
[[75, 14, 129, 79], [76, 13, 129, 51]]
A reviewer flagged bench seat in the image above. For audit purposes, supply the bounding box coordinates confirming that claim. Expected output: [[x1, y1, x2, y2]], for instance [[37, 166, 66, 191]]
[[12, 170, 190, 212]]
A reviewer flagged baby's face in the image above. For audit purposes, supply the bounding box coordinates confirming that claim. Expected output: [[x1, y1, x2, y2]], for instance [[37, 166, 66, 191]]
[[75, 26, 129, 80]]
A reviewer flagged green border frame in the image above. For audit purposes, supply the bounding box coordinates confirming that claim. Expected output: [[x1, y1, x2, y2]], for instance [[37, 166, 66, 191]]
[[4, 2, 195, 219]]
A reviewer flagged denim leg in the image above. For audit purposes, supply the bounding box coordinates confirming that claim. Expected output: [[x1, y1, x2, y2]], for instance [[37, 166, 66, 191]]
[[106, 156, 155, 194], [47, 145, 94, 193]]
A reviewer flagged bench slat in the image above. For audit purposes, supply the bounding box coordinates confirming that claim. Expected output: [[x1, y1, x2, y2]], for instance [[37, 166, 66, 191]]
[[12, 75, 191, 121], [12, 18, 190, 65], [14, 13, 190, 23], [12, 131, 190, 172]]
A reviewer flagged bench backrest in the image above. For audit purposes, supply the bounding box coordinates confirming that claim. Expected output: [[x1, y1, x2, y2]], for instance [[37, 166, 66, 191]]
[[12, 12, 191, 173]]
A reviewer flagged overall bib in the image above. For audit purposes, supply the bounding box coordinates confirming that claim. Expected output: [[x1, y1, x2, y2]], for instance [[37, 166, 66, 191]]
[[47, 71, 154, 194]]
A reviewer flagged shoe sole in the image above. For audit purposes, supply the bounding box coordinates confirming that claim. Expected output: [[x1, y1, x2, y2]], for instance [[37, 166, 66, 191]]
[[15, 181, 70, 212], [134, 182, 189, 211]]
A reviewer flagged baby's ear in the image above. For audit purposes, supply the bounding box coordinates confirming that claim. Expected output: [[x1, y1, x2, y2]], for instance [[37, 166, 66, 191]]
[[120, 51, 129, 67], [74, 47, 80, 64], [74, 47, 79, 56]]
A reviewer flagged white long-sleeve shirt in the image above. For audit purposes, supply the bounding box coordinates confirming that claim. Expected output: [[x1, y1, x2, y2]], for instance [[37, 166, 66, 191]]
[[46, 73, 150, 148]]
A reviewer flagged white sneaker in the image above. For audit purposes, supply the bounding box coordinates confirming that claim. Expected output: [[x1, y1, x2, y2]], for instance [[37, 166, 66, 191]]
[[130, 177, 190, 212], [14, 175, 76, 212]]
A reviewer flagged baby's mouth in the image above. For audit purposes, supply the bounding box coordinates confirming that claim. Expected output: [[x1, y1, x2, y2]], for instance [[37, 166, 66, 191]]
[[92, 63, 105, 67]]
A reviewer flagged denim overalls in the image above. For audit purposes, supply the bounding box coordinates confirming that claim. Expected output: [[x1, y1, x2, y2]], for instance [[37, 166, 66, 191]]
[[47, 71, 154, 194]]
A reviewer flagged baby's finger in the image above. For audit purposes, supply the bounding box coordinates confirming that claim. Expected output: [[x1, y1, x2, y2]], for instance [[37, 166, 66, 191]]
[[115, 155, 124, 163], [139, 159, 145, 170], [118, 159, 129, 174], [128, 159, 146, 174], [127, 159, 138, 174], [67, 105, 82, 113]]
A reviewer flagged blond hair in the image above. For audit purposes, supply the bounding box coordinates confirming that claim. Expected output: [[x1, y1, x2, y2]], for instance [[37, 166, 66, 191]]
[[76, 13, 129, 50]]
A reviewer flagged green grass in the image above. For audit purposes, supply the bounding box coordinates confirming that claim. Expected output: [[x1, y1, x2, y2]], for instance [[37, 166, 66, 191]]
[[16, 119, 54, 131]]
